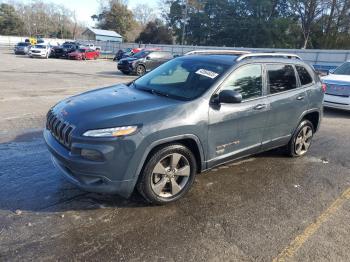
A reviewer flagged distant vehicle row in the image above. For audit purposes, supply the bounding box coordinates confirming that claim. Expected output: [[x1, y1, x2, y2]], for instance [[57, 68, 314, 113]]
[[13, 41, 100, 60]]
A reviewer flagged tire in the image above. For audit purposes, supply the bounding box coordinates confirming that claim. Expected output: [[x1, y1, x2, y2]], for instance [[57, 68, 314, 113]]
[[136, 65, 146, 76], [137, 144, 197, 204], [287, 120, 314, 157]]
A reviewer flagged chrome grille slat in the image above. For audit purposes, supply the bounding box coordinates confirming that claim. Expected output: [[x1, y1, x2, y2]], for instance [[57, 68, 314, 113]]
[[46, 110, 74, 149]]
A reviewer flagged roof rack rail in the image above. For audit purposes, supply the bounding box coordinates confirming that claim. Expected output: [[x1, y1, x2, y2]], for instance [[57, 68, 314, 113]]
[[236, 53, 301, 61], [185, 49, 251, 56]]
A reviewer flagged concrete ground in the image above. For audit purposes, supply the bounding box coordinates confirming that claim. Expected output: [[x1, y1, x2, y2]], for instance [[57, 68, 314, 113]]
[[0, 49, 350, 262]]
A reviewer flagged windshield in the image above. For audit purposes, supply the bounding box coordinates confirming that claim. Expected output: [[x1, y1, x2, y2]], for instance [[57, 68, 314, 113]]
[[333, 62, 350, 75], [133, 57, 231, 100], [78, 49, 86, 52], [17, 43, 28, 46], [34, 45, 46, 49], [133, 51, 149, 59]]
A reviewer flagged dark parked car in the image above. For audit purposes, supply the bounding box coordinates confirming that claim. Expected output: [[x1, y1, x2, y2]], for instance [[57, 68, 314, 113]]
[[113, 48, 132, 61], [14, 42, 31, 55], [117, 50, 173, 76], [45, 51, 324, 204], [50, 42, 80, 58]]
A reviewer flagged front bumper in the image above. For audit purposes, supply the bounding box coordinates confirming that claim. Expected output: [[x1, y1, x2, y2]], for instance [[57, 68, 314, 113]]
[[117, 63, 135, 73], [324, 93, 350, 111], [44, 129, 137, 197], [30, 52, 46, 58]]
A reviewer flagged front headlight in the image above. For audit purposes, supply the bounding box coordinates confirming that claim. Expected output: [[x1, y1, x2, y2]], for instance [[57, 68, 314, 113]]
[[83, 126, 138, 137]]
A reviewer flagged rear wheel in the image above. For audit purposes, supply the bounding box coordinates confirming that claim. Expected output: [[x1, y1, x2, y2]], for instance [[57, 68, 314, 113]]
[[287, 120, 314, 157], [137, 144, 197, 204]]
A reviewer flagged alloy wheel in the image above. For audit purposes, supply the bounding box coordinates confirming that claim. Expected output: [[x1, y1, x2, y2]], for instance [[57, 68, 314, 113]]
[[295, 126, 313, 156], [151, 153, 191, 198]]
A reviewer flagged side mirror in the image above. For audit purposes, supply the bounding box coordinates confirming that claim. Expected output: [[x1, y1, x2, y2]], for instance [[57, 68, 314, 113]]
[[146, 56, 151, 60], [218, 90, 242, 104]]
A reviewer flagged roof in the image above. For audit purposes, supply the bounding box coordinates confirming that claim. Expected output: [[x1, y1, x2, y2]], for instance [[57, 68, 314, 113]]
[[180, 54, 238, 65], [185, 49, 250, 56], [84, 27, 122, 38]]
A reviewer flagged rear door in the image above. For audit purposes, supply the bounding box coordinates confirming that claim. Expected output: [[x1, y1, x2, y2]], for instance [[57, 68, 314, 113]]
[[207, 63, 270, 167], [262, 63, 309, 149]]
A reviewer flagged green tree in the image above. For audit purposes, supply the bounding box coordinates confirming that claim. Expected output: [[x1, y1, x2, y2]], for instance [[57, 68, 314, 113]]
[[92, 0, 135, 40], [136, 19, 173, 44], [0, 3, 24, 35]]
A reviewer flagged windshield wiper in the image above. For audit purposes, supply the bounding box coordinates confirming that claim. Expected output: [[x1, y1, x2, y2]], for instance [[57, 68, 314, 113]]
[[137, 87, 170, 98]]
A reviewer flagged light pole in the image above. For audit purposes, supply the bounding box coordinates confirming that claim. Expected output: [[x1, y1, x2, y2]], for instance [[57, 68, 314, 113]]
[[181, 0, 188, 46]]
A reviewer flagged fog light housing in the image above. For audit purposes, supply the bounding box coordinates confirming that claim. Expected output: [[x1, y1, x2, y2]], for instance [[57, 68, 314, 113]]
[[81, 149, 103, 161]]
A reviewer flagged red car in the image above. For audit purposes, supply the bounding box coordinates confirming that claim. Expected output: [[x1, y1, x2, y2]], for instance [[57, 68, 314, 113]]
[[68, 48, 100, 60]]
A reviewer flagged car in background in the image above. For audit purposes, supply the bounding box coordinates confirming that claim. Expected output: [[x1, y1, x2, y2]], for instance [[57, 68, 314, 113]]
[[68, 48, 100, 60], [322, 61, 350, 111], [117, 50, 173, 76], [51, 42, 80, 58], [14, 42, 32, 55], [28, 44, 51, 58], [113, 48, 133, 61], [84, 43, 101, 51]]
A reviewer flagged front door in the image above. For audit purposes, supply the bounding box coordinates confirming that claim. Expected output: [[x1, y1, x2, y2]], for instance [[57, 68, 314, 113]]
[[207, 64, 270, 168]]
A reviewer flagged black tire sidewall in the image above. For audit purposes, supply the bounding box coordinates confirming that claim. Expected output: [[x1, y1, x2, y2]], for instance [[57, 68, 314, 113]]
[[137, 144, 197, 204], [289, 120, 314, 157]]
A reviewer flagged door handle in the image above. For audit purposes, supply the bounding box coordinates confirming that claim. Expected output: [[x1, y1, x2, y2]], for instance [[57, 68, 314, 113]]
[[253, 104, 267, 110], [296, 95, 305, 101]]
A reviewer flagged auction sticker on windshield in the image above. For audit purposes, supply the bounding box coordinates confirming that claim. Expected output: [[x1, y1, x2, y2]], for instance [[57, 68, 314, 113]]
[[195, 69, 219, 79]]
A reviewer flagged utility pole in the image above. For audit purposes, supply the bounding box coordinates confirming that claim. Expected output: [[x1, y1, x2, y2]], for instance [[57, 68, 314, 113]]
[[181, 0, 188, 45]]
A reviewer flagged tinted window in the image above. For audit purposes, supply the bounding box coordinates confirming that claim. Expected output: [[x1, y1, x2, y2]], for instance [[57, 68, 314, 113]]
[[134, 57, 230, 100], [333, 62, 350, 75], [267, 64, 297, 94], [296, 65, 313, 86], [221, 64, 263, 100]]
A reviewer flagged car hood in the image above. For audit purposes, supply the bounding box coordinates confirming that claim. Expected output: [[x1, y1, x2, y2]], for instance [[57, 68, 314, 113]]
[[119, 57, 141, 63], [321, 74, 350, 84], [51, 84, 182, 132], [30, 48, 45, 52]]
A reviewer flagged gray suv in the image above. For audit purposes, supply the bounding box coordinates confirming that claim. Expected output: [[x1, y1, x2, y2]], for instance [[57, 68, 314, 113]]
[[44, 50, 324, 204]]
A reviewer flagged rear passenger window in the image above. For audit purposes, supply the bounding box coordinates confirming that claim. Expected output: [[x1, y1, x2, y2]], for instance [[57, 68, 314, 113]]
[[296, 65, 313, 86], [267, 64, 297, 94], [221, 64, 263, 100]]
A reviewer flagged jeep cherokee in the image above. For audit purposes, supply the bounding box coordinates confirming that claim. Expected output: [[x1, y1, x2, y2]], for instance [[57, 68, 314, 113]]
[[44, 51, 324, 204]]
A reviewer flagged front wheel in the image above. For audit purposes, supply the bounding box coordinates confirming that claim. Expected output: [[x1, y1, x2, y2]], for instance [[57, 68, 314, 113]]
[[287, 120, 314, 157], [136, 65, 146, 76], [137, 144, 197, 204]]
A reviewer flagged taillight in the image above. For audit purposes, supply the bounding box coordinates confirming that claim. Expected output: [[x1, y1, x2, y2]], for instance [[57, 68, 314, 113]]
[[321, 83, 327, 93]]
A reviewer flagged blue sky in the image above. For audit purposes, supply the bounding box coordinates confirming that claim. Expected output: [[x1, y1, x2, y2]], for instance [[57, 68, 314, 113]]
[[13, 0, 159, 26]]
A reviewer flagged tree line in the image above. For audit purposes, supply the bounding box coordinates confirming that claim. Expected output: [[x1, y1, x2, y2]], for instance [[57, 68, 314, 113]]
[[0, 1, 84, 39], [164, 0, 350, 49]]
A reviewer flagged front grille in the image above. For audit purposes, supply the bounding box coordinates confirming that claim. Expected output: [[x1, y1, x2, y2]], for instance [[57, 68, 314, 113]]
[[32, 50, 41, 53], [46, 110, 74, 149]]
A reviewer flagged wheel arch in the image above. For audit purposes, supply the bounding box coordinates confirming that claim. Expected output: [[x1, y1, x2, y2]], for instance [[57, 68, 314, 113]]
[[135, 135, 206, 181], [299, 109, 321, 132]]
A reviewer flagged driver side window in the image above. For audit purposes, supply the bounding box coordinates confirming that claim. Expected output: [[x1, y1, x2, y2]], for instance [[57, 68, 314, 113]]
[[221, 64, 263, 100]]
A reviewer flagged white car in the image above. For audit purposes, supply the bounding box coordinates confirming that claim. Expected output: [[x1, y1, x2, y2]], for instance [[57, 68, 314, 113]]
[[83, 43, 101, 51], [29, 44, 51, 59], [321, 62, 350, 111]]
